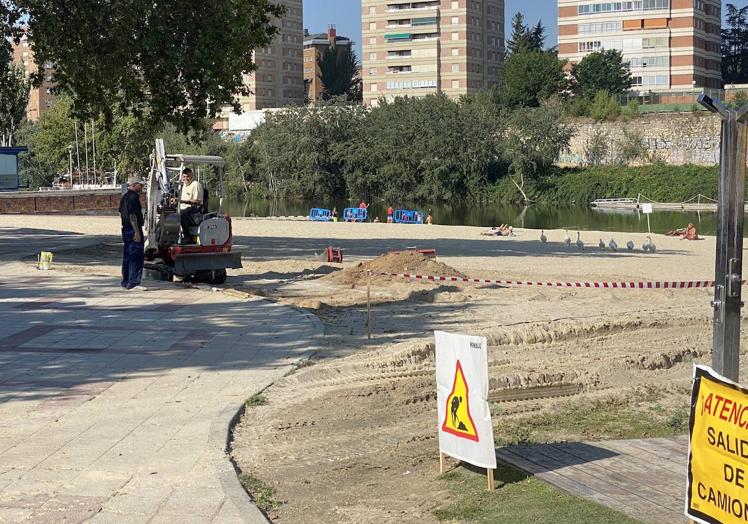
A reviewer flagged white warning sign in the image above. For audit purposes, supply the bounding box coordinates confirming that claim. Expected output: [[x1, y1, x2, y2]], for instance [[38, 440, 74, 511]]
[[435, 331, 496, 469]]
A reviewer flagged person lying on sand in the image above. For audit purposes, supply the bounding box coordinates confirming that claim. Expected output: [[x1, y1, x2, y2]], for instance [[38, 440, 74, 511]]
[[667, 223, 699, 240], [481, 224, 513, 237]]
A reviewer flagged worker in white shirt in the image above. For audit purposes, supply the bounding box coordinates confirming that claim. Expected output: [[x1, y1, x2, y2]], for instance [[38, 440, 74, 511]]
[[179, 167, 204, 243]]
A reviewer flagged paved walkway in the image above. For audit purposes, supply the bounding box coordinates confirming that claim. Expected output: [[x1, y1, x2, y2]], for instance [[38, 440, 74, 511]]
[[0, 228, 323, 523], [496, 435, 689, 524]]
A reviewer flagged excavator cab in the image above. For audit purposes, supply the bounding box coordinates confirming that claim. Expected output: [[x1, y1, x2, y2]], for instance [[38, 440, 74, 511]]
[[143, 139, 242, 284]]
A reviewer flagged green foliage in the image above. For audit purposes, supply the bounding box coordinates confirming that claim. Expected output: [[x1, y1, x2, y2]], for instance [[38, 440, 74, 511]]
[[583, 130, 609, 167], [500, 51, 568, 108], [564, 97, 591, 117], [723, 4, 748, 84], [318, 46, 362, 102], [245, 393, 268, 407], [434, 465, 638, 524], [730, 91, 748, 109], [492, 164, 719, 205], [614, 127, 651, 165], [14, 0, 284, 132], [252, 99, 366, 199], [626, 99, 640, 116], [571, 50, 632, 99], [589, 90, 621, 122], [336, 93, 505, 202], [237, 473, 278, 513], [506, 13, 546, 56], [0, 63, 30, 146]]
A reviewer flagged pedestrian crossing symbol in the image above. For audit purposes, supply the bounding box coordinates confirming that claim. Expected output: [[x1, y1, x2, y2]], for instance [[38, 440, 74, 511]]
[[441, 360, 479, 441]]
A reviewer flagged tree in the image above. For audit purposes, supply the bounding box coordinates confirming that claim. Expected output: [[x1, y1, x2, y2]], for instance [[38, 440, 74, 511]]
[[318, 46, 362, 102], [251, 99, 366, 199], [0, 2, 21, 69], [11, 0, 284, 132], [503, 100, 573, 203], [0, 63, 29, 146], [500, 50, 567, 108], [571, 50, 632, 98], [506, 13, 545, 56], [723, 4, 748, 85]]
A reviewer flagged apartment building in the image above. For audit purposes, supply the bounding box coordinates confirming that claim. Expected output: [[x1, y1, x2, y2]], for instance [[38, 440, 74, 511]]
[[362, 0, 504, 106], [558, 0, 722, 92], [216, 0, 304, 130], [304, 26, 354, 102], [11, 33, 55, 122]]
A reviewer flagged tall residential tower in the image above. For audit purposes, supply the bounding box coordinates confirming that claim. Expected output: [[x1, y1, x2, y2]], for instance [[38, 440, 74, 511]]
[[558, 0, 722, 92], [362, 0, 504, 106], [216, 0, 304, 130]]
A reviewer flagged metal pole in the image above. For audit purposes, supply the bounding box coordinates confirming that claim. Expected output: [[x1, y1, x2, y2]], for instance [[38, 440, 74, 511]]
[[74, 121, 81, 173], [699, 95, 748, 382], [83, 122, 89, 185], [91, 120, 97, 184]]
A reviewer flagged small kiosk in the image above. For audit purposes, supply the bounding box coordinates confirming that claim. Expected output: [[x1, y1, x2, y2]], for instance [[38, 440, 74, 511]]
[[0, 147, 27, 191]]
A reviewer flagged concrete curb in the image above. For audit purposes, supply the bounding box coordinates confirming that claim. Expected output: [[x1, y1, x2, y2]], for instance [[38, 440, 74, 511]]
[[210, 296, 324, 523]]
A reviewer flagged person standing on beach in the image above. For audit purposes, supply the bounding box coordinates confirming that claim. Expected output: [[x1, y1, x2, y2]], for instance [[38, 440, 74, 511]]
[[387, 205, 394, 223], [118, 176, 146, 290]]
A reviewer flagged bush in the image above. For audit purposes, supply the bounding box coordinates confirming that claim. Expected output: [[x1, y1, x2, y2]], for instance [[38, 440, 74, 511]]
[[490, 164, 719, 205], [589, 90, 621, 122], [626, 100, 640, 116], [564, 97, 591, 117]]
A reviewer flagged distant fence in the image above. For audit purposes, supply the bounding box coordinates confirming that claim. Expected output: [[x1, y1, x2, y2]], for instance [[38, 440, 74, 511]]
[[617, 87, 748, 111]]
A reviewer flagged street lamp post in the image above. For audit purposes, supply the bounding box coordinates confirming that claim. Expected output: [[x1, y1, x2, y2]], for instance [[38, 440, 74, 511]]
[[67, 145, 74, 187], [698, 95, 748, 382]]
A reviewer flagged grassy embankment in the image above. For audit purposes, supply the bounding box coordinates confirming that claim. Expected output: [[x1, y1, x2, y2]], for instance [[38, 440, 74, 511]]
[[491, 164, 720, 205]]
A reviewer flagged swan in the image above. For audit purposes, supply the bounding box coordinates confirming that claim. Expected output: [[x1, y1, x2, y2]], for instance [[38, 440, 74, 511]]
[[626, 240, 635, 251], [576, 232, 584, 250], [540, 230, 547, 243], [598, 238, 605, 249], [608, 239, 618, 251], [563, 230, 571, 247]]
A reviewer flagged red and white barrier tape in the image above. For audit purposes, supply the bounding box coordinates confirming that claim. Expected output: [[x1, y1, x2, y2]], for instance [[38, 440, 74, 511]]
[[369, 271, 736, 290]]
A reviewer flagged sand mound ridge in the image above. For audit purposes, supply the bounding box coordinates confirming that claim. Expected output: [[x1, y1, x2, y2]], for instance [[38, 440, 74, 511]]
[[325, 251, 465, 286]]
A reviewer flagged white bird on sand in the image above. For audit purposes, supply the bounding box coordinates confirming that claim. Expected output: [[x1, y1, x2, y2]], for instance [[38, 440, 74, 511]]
[[576, 232, 584, 250], [540, 230, 547, 243], [609, 239, 618, 251], [598, 238, 605, 249], [563, 230, 571, 247], [643, 236, 656, 253], [626, 240, 635, 251]]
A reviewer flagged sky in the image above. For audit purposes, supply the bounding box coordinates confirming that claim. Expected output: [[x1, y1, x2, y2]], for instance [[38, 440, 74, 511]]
[[302, 1, 560, 55]]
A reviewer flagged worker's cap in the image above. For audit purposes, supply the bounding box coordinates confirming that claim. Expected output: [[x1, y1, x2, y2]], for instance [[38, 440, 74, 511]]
[[127, 176, 145, 186]]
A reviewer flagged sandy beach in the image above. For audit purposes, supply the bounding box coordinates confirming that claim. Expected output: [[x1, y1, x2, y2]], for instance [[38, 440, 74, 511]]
[[1, 214, 731, 522]]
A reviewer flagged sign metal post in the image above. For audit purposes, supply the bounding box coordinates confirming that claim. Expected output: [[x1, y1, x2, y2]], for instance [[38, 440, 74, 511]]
[[698, 95, 748, 382]]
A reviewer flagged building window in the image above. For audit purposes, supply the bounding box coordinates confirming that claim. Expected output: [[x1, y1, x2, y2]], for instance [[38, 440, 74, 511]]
[[451, 17, 459, 24], [370, 53, 377, 60], [371, 83, 378, 92], [451, 64, 460, 72], [369, 22, 376, 30], [369, 37, 376, 44], [452, 80, 460, 89], [369, 6, 376, 14], [451, 32, 459, 41], [451, 48, 459, 56]]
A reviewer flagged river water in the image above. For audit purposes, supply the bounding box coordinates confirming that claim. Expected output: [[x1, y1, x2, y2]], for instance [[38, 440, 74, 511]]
[[225, 198, 724, 236]]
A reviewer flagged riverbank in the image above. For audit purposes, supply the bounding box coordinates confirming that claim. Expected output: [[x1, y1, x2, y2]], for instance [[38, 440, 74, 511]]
[[2, 215, 726, 523], [491, 164, 720, 205]]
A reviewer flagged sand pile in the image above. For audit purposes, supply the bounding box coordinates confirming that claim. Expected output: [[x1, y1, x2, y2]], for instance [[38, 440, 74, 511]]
[[324, 251, 465, 286]]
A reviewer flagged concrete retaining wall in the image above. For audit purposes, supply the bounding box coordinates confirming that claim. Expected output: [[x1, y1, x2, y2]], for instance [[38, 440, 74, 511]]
[[560, 112, 721, 167], [0, 190, 122, 214]]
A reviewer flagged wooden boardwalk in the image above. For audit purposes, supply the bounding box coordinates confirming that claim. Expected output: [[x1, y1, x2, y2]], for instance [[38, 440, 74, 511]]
[[496, 436, 688, 524]]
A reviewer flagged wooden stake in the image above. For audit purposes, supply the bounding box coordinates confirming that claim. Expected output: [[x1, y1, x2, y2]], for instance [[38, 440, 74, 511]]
[[367, 271, 372, 340], [487, 468, 495, 491], [439, 452, 445, 474]]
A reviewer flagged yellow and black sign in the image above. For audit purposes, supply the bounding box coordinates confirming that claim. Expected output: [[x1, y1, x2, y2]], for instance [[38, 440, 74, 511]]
[[441, 360, 479, 442], [687, 365, 748, 524]]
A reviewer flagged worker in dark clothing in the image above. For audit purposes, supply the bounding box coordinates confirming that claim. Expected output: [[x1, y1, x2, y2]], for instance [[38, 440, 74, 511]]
[[119, 176, 146, 290]]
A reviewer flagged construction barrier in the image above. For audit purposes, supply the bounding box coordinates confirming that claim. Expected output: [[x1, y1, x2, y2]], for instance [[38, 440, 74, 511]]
[[309, 208, 332, 222], [393, 209, 424, 224], [369, 271, 732, 289], [343, 208, 368, 222]]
